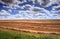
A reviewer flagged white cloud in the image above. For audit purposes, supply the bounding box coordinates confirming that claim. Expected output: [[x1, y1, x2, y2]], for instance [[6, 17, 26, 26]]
[[0, 0, 60, 20], [8, 9, 12, 12], [0, 10, 11, 15], [0, 0, 60, 9], [0, 10, 11, 20], [1, 5, 60, 20], [0, 9, 60, 20], [0, 0, 20, 9]]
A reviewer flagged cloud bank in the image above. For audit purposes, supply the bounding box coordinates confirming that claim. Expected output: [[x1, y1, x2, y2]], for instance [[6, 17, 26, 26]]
[[0, 0, 60, 20]]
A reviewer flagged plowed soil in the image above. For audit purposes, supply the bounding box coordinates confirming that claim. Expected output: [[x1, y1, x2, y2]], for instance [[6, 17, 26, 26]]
[[0, 20, 60, 34]]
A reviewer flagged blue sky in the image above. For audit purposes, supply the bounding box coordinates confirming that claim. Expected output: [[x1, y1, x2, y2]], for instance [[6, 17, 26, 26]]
[[0, 0, 60, 20]]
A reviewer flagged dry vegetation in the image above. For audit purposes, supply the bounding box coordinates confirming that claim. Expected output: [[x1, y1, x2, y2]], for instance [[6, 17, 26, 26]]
[[0, 20, 60, 34]]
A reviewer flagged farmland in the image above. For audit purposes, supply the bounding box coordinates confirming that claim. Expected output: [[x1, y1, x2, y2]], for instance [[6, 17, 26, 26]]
[[0, 20, 60, 34]]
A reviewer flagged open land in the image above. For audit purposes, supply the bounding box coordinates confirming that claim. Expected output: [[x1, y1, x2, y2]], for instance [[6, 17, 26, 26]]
[[0, 20, 60, 34]]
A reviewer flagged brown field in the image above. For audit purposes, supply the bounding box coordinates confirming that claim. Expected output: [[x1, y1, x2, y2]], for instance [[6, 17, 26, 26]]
[[0, 20, 60, 34]]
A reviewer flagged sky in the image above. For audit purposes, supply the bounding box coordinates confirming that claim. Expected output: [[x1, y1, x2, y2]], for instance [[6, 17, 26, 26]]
[[0, 0, 60, 20]]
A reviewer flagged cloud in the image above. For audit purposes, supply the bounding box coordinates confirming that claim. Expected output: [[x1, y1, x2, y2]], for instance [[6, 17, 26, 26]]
[[0, 9, 60, 20], [0, 4, 60, 20], [0, 9, 49, 20], [0, 0, 20, 9], [51, 5, 60, 17], [0, 0, 60, 20], [55, 0, 60, 5], [0, 0, 60, 9], [0, 10, 11, 20], [0, 0, 54, 9], [22, 4, 51, 15], [0, 10, 11, 15], [52, 5, 60, 11]]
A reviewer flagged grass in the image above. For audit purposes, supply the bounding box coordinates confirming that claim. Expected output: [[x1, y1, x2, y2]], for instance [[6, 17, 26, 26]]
[[0, 29, 60, 39]]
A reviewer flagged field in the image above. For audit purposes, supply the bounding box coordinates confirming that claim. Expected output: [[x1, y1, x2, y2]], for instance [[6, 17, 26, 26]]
[[0, 28, 60, 39], [0, 20, 60, 39], [0, 20, 60, 34]]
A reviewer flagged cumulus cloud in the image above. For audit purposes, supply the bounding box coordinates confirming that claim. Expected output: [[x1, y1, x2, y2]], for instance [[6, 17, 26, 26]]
[[0, 9, 60, 20], [51, 5, 60, 18], [0, 9, 50, 20], [52, 5, 60, 11], [36, 0, 60, 7], [0, 10, 11, 20], [0, 10, 11, 15], [0, 4, 60, 20], [21, 4, 52, 17], [0, 0, 60, 9], [0, 0, 60, 20], [0, 0, 20, 9]]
